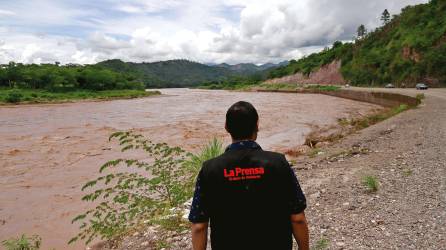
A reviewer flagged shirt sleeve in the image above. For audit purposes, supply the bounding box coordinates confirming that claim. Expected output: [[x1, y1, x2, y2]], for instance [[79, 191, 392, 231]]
[[188, 169, 210, 223], [284, 158, 307, 214]]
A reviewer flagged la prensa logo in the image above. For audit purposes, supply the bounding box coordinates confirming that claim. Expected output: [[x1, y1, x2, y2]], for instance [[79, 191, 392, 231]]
[[224, 167, 264, 181]]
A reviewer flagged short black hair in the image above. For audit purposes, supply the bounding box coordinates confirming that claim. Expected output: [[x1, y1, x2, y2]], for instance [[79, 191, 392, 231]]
[[226, 101, 259, 140]]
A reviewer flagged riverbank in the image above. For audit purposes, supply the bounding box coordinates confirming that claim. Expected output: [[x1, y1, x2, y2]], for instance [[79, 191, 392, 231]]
[[0, 89, 161, 105], [102, 88, 446, 249]]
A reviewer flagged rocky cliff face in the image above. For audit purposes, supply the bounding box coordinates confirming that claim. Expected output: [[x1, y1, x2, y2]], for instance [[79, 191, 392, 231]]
[[265, 60, 346, 85]]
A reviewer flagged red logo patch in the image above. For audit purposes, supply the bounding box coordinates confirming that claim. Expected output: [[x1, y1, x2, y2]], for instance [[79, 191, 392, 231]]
[[224, 167, 264, 181]]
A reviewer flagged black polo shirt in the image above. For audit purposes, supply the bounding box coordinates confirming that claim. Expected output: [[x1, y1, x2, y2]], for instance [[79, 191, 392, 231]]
[[189, 141, 306, 250]]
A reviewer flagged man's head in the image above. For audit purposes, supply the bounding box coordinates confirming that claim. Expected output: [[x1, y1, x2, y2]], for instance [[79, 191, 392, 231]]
[[225, 101, 259, 141]]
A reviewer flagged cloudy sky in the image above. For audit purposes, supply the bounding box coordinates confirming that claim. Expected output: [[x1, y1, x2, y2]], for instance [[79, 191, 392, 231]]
[[0, 0, 428, 65]]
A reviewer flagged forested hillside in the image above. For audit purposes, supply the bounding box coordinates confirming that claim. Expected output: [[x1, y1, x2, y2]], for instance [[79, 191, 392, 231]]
[[215, 61, 288, 74], [97, 59, 235, 88], [268, 0, 446, 86]]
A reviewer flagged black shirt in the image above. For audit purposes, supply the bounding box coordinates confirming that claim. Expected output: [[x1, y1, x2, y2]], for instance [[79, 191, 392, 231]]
[[189, 141, 306, 250]]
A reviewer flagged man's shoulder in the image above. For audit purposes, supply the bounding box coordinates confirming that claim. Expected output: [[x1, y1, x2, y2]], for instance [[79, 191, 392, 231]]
[[202, 150, 287, 170], [256, 150, 287, 161]]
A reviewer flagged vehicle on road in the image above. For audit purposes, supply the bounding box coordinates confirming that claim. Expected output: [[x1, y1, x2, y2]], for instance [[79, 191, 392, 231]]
[[385, 83, 395, 88], [416, 83, 428, 90]]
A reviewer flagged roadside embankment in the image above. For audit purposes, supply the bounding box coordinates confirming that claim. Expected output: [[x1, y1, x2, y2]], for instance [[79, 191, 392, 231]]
[[257, 87, 422, 154], [257, 88, 421, 108]]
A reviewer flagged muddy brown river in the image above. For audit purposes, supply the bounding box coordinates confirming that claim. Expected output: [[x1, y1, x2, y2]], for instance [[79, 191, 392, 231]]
[[0, 89, 381, 249]]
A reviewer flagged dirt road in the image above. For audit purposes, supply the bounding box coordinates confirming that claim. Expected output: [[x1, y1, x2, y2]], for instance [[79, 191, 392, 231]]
[[0, 89, 381, 250], [298, 88, 446, 249]]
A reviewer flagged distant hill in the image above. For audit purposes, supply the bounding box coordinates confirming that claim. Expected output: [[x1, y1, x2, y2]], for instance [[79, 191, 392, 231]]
[[97, 59, 236, 88], [215, 61, 288, 74], [267, 0, 446, 87], [97, 59, 285, 88]]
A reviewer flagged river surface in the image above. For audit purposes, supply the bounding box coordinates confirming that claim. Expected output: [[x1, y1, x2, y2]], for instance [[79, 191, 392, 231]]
[[0, 88, 381, 249]]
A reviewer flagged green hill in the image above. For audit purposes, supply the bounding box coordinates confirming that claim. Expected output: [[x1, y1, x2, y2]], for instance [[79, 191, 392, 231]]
[[268, 0, 446, 87], [215, 61, 288, 74], [97, 59, 237, 88]]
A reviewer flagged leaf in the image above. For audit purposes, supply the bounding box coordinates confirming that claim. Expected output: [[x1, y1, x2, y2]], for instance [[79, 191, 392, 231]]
[[121, 144, 133, 152], [72, 214, 87, 223], [81, 180, 97, 191], [68, 236, 78, 244], [108, 131, 123, 141]]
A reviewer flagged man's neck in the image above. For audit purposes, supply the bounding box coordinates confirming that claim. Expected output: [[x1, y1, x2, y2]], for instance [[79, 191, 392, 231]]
[[232, 139, 256, 143]]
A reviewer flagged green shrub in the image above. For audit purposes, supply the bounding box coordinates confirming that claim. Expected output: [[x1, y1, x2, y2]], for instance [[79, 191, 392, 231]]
[[70, 132, 223, 245], [5, 91, 23, 103], [2, 234, 41, 250], [362, 175, 379, 192]]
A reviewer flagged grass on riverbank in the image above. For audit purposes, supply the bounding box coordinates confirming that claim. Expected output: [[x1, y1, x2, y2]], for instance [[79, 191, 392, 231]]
[[0, 88, 161, 104]]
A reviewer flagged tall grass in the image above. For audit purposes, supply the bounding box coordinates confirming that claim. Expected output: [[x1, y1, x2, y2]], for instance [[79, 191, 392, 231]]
[[184, 138, 224, 178]]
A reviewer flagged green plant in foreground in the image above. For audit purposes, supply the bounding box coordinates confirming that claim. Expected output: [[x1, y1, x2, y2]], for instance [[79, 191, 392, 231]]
[[2, 234, 41, 250], [312, 238, 329, 250], [362, 175, 379, 192], [70, 131, 223, 245]]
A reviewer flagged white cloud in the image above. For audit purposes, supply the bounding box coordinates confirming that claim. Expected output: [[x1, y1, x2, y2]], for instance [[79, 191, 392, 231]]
[[0, 9, 16, 16], [0, 0, 429, 65], [115, 0, 183, 13]]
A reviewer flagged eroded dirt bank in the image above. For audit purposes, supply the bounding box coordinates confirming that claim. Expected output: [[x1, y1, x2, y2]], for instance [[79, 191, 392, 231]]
[[0, 89, 381, 249]]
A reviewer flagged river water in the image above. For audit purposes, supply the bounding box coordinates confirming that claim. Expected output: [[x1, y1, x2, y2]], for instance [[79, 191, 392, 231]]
[[0, 88, 381, 249]]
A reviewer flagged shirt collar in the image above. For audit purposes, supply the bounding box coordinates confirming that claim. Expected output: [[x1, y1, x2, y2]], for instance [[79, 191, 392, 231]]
[[225, 140, 262, 152]]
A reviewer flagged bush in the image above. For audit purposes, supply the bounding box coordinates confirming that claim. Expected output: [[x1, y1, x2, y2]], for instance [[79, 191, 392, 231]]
[[2, 234, 41, 250], [5, 91, 23, 103], [362, 175, 379, 192], [70, 132, 223, 245]]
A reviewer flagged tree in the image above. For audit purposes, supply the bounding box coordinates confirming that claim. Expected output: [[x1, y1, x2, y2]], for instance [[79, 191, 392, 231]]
[[357, 24, 367, 39], [381, 9, 391, 25]]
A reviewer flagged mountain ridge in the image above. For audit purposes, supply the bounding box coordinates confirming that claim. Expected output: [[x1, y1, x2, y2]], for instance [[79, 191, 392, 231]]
[[97, 59, 283, 88]]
